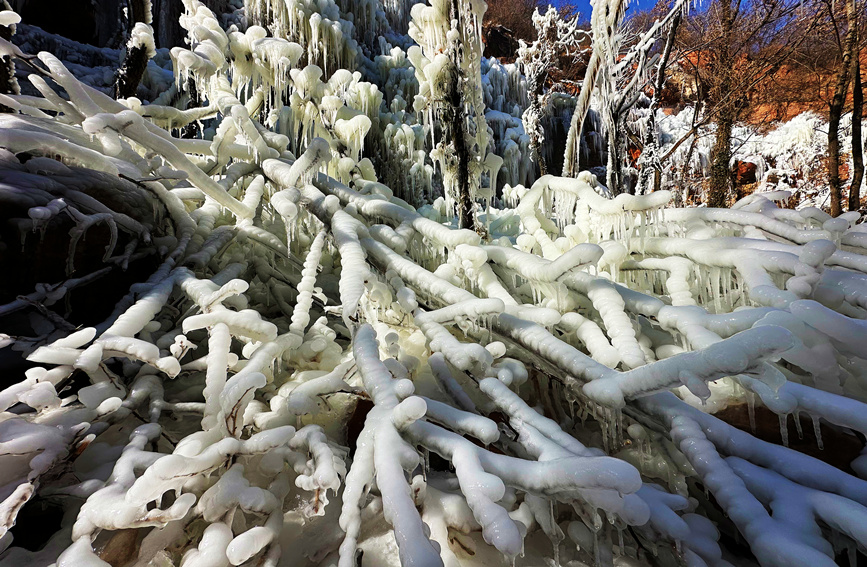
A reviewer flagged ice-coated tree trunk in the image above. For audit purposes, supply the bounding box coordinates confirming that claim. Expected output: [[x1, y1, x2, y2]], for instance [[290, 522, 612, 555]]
[[519, 8, 589, 180], [446, 58, 475, 230], [531, 128, 548, 176], [451, 0, 473, 231], [527, 65, 548, 176], [408, 0, 486, 228], [114, 0, 152, 98], [562, 46, 599, 178], [828, 0, 858, 216], [707, 0, 735, 209], [605, 127, 623, 193], [521, 9, 572, 178], [849, 37, 863, 211], [115, 44, 150, 98], [562, 55, 595, 177], [182, 79, 202, 139]]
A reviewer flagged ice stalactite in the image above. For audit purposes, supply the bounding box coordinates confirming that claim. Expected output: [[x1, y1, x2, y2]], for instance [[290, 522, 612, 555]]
[[244, 0, 359, 76]]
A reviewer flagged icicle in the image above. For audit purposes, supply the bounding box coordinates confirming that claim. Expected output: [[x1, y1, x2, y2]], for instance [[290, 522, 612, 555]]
[[593, 528, 601, 567], [811, 414, 824, 450], [793, 410, 803, 440], [551, 499, 561, 566], [747, 391, 756, 435], [779, 413, 789, 448], [615, 408, 623, 449]]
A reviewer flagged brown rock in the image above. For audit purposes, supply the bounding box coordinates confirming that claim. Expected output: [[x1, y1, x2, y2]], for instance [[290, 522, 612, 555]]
[[734, 160, 758, 185], [483, 25, 518, 60]]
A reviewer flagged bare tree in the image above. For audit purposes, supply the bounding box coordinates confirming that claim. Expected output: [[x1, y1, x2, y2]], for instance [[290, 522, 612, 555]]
[[706, 0, 736, 208], [828, 0, 859, 215], [483, 0, 539, 45], [672, 0, 817, 207], [851, 45, 863, 210]]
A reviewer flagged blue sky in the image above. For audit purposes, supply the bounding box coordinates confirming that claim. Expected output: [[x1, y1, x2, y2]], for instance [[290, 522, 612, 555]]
[[545, 0, 660, 22]]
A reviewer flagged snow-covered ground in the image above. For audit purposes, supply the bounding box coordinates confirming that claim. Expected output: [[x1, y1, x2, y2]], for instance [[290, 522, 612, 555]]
[[655, 106, 864, 208]]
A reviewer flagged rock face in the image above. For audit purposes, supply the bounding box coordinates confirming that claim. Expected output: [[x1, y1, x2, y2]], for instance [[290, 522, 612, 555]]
[[483, 25, 519, 60], [16, 0, 118, 46], [14, 0, 186, 49], [151, 0, 186, 48], [734, 160, 758, 185]]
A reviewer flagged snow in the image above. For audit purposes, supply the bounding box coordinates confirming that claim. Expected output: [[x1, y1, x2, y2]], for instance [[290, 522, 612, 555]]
[[654, 107, 866, 207]]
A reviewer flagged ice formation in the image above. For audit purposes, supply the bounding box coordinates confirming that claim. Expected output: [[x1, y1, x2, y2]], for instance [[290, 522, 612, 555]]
[[1, 1, 867, 567]]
